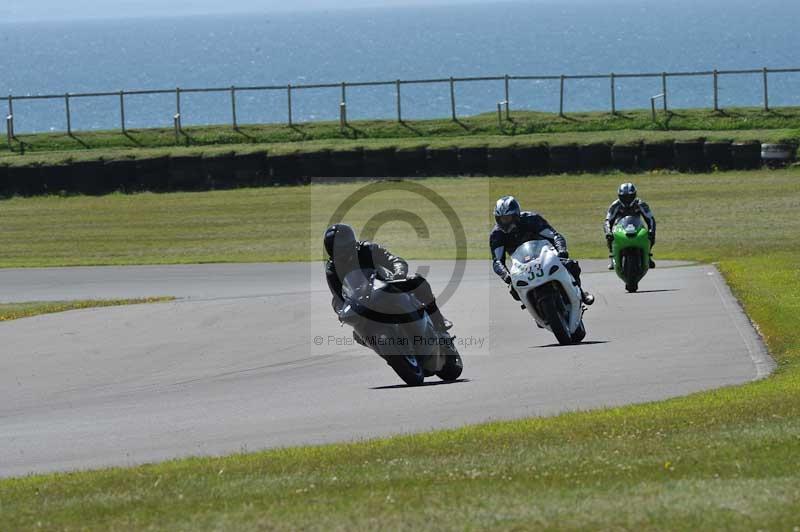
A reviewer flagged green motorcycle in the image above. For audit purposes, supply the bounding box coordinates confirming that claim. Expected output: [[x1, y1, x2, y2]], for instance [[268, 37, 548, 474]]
[[612, 215, 651, 293]]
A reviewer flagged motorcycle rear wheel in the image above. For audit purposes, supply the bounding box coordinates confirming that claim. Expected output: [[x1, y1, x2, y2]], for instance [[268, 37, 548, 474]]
[[387, 355, 425, 386], [572, 321, 587, 343], [436, 347, 463, 381]]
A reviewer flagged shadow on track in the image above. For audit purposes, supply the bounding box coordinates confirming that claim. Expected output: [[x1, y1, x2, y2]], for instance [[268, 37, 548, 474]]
[[629, 289, 680, 294], [371, 378, 471, 390], [533, 340, 610, 349]]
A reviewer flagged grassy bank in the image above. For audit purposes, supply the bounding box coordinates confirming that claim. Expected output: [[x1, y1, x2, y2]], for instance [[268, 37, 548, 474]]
[[0, 168, 798, 268], [0, 298, 173, 322], [0, 171, 798, 529], [2, 107, 799, 167]]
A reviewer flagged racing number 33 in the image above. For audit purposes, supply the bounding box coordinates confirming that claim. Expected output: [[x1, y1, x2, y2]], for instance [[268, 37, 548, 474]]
[[527, 263, 544, 281]]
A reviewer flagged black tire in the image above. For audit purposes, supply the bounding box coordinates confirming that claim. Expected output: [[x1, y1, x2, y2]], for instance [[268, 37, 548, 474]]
[[540, 293, 572, 345], [436, 347, 463, 381], [387, 355, 425, 386], [572, 321, 587, 344], [622, 250, 642, 292]]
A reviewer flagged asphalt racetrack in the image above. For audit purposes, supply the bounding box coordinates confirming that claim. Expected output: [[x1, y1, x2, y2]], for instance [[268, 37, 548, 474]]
[[0, 260, 774, 478]]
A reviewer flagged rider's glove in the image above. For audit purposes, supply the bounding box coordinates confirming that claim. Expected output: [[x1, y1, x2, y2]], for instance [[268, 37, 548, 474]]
[[557, 250, 570, 259]]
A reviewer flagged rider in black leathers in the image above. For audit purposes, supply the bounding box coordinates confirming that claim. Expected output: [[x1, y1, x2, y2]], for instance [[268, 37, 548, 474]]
[[490, 195, 594, 306], [324, 223, 452, 334], [604, 182, 657, 270]]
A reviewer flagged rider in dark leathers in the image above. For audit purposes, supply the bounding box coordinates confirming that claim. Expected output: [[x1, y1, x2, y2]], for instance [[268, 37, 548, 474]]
[[604, 182, 657, 270], [490, 196, 594, 306], [324, 223, 452, 334]]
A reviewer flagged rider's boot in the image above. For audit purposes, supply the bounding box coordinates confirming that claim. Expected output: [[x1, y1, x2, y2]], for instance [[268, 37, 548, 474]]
[[608, 255, 615, 270], [649, 255, 656, 269], [566, 261, 595, 306], [438, 316, 454, 332], [426, 302, 453, 333], [581, 289, 595, 306]]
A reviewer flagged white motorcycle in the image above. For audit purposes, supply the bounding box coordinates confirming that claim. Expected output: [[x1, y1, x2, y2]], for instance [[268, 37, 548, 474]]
[[509, 240, 587, 345]]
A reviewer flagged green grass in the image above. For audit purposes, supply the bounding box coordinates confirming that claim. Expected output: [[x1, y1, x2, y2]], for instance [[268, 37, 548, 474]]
[[1, 171, 799, 529], [2, 106, 799, 167], [1, 168, 798, 267], [0, 298, 174, 322]]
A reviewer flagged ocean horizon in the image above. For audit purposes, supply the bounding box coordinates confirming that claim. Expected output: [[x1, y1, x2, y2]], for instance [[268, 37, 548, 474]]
[[2, 0, 798, 133]]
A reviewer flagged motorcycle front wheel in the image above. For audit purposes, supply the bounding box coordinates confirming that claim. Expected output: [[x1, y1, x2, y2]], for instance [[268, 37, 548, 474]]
[[622, 250, 642, 292], [387, 355, 425, 386], [540, 293, 572, 345]]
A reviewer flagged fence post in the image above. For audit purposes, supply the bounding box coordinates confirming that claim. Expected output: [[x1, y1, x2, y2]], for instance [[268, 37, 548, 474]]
[[763, 67, 770, 111], [6, 95, 13, 143], [287, 84, 293, 126], [174, 87, 182, 143], [231, 86, 238, 129], [713, 70, 719, 112], [340, 82, 347, 128], [449, 77, 456, 121], [65, 93, 72, 135], [559, 75, 565, 117], [610, 73, 616, 114], [119, 91, 126, 133], [661, 72, 668, 112], [174, 114, 181, 144], [396, 80, 402, 123], [497, 102, 503, 129], [504, 74, 510, 119]]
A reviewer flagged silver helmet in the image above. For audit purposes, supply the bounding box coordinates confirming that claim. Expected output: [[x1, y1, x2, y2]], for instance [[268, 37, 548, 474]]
[[494, 195, 521, 233], [618, 183, 637, 207]]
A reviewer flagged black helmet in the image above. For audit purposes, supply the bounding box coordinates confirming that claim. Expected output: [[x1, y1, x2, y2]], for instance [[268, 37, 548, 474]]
[[323, 223, 357, 258], [494, 195, 521, 233], [618, 182, 637, 207]]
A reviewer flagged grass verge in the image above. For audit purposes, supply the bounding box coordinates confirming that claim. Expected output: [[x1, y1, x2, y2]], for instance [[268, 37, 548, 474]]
[[0, 172, 798, 529], [0, 168, 798, 267], [0, 297, 174, 322], [1, 107, 799, 166]]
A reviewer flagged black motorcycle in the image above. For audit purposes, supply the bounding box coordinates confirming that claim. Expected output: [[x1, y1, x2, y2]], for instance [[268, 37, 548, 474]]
[[337, 269, 463, 386]]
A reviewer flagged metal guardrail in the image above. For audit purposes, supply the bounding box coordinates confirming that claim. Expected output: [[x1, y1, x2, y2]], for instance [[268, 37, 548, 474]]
[[2, 66, 798, 136]]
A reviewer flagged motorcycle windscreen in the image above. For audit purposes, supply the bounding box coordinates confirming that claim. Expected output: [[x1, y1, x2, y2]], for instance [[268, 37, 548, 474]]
[[510, 240, 552, 264], [341, 269, 375, 301], [616, 215, 644, 234]]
